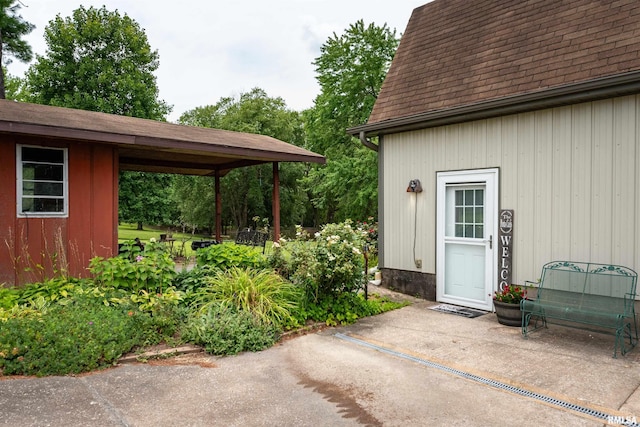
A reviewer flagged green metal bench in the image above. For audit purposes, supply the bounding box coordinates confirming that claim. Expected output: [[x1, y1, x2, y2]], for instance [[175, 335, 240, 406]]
[[521, 261, 638, 358], [235, 228, 269, 254]]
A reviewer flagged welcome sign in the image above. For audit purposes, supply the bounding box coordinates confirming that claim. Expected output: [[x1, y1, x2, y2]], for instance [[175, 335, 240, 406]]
[[498, 210, 514, 290]]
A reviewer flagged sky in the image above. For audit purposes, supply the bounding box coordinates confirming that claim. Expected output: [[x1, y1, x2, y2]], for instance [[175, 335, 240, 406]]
[[7, 0, 429, 122]]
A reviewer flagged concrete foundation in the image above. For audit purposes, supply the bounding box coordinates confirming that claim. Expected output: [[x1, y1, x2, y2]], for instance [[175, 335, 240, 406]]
[[380, 268, 435, 300]]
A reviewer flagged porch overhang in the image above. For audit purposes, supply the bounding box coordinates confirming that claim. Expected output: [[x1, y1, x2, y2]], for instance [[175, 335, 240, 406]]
[[0, 100, 325, 176]]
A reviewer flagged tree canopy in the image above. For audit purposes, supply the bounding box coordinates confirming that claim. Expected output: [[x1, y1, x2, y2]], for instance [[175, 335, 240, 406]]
[[25, 5, 170, 119], [22, 5, 173, 229], [0, 0, 34, 98], [119, 172, 177, 231], [304, 20, 399, 222], [177, 21, 400, 229], [177, 88, 307, 231]]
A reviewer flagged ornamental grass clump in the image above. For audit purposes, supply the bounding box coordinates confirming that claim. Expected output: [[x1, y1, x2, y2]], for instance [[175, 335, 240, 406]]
[[493, 285, 526, 304], [191, 266, 302, 328]]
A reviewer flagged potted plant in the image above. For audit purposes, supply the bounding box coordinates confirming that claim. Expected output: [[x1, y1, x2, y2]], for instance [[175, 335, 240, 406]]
[[493, 285, 526, 327]]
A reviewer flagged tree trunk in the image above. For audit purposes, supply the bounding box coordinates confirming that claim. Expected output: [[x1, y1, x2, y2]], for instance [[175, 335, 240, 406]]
[[137, 222, 144, 231], [0, 30, 5, 99]]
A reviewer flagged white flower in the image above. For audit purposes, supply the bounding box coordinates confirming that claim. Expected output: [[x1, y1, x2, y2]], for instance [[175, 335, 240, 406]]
[[279, 237, 287, 243], [149, 237, 156, 243], [352, 247, 361, 255], [272, 242, 281, 248], [314, 232, 321, 238]]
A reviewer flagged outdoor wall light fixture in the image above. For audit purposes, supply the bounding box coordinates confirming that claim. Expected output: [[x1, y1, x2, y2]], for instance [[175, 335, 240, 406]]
[[406, 179, 423, 193]]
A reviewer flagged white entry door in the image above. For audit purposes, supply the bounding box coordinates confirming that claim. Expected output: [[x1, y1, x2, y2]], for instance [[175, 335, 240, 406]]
[[436, 169, 498, 311]]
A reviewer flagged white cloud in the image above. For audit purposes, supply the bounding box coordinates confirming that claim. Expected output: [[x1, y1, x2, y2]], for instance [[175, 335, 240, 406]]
[[7, 0, 429, 121]]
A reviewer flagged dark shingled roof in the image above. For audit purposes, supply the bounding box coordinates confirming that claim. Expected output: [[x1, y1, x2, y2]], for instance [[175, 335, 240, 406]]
[[357, 0, 640, 135], [0, 100, 325, 175]]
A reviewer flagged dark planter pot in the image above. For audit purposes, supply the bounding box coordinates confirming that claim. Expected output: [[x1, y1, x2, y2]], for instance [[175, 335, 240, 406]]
[[493, 300, 522, 327]]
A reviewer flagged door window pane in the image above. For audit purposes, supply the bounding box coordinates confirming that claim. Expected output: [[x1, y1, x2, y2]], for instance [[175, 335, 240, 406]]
[[454, 188, 484, 238]]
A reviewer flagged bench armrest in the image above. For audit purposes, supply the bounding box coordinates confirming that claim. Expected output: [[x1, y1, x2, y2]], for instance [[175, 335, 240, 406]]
[[523, 280, 540, 300], [524, 280, 540, 288]]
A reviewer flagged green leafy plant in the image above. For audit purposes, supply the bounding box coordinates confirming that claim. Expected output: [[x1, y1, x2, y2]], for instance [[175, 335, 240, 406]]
[[89, 240, 176, 294], [0, 286, 21, 310], [195, 243, 266, 270], [296, 292, 408, 326], [183, 304, 278, 355], [0, 288, 186, 377], [191, 267, 302, 328], [0, 296, 170, 376], [0, 296, 49, 322], [493, 285, 526, 304], [173, 265, 217, 306], [15, 276, 84, 305]]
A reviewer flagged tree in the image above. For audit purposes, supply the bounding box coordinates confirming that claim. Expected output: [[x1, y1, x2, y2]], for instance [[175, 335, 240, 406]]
[[177, 88, 307, 231], [3, 68, 28, 100], [25, 5, 170, 119], [118, 172, 177, 230], [171, 175, 217, 233], [0, 0, 34, 98], [304, 20, 399, 223], [23, 6, 174, 229]]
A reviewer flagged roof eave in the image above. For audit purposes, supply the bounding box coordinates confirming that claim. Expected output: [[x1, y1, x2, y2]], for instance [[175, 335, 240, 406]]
[[0, 121, 326, 165], [349, 70, 640, 138]]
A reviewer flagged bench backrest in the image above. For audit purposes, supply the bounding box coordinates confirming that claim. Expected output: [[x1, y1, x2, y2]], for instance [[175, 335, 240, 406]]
[[539, 261, 637, 300], [235, 229, 269, 248]]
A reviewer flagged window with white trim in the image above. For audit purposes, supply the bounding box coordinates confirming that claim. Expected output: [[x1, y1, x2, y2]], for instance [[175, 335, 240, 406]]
[[17, 145, 68, 217]]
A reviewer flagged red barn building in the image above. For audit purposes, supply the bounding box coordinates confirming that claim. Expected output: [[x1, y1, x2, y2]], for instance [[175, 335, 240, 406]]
[[0, 100, 324, 286]]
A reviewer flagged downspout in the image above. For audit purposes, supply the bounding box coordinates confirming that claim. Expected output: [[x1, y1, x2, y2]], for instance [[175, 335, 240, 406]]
[[359, 131, 378, 152]]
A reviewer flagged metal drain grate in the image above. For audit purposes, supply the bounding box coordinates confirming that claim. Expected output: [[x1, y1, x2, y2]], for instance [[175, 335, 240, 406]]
[[334, 333, 638, 426]]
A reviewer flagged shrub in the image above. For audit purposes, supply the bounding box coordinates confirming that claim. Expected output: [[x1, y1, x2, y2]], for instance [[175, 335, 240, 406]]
[[183, 304, 278, 355], [191, 267, 302, 328], [287, 220, 366, 302], [195, 243, 265, 270]]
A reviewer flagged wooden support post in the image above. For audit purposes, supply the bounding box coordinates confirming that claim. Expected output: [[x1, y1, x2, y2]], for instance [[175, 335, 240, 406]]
[[272, 162, 281, 242], [215, 170, 222, 242]]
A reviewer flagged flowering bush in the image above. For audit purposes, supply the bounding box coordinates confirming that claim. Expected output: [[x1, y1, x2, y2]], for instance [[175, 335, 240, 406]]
[[286, 220, 366, 302], [493, 285, 526, 304], [355, 217, 378, 256]]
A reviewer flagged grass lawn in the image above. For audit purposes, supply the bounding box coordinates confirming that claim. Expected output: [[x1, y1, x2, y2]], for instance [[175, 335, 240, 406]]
[[118, 224, 276, 258], [118, 223, 213, 259]]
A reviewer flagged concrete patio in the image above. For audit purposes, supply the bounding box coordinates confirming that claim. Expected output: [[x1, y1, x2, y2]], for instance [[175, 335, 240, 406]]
[[1, 293, 639, 426]]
